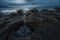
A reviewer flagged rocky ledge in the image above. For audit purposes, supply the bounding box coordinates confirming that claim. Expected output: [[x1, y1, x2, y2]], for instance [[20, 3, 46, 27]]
[[0, 8, 60, 40]]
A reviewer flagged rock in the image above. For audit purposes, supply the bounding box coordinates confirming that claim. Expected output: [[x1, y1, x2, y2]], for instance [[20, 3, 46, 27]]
[[0, 8, 60, 40], [55, 7, 60, 12], [10, 12, 17, 16], [17, 9, 24, 16]]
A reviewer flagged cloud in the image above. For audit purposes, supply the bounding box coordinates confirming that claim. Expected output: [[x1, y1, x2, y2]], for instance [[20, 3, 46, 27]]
[[0, 0, 27, 8], [0, 0, 60, 8], [11, 0, 27, 4], [26, 0, 60, 6], [0, 0, 11, 8]]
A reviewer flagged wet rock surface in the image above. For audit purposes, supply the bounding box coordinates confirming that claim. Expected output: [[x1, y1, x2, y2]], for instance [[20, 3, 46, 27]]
[[26, 8, 60, 40], [0, 8, 60, 40]]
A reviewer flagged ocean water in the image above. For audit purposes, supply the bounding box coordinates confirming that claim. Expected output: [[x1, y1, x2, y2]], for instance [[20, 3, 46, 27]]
[[0, 5, 55, 13], [0, 5, 43, 14]]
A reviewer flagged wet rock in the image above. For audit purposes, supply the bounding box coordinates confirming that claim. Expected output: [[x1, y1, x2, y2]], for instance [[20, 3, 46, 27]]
[[17, 9, 24, 16], [26, 8, 60, 40], [0, 8, 60, 40], [10, 12, 17, 16], [55, 7, 60, 12]]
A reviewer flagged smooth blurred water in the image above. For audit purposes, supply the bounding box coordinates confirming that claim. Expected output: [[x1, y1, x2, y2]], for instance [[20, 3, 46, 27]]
[[14, 24, 32, 37]]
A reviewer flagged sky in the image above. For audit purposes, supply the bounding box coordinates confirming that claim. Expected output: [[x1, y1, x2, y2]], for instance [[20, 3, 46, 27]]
[[0, 0, 60, 14], [0, 0, 60, 8]]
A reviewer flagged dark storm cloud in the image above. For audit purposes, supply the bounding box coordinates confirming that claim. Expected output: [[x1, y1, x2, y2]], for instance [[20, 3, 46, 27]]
[[0, 0, 27, 8], [0, 0, 60, 8], [26, 0, 60, 6], [0, 0, 11, 8]]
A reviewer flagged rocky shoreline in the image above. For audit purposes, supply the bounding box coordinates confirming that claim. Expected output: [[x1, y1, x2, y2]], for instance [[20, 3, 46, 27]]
[[0, 8, 60, 40]]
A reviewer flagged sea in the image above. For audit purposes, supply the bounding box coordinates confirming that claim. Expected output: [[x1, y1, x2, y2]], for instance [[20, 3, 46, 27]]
[[0, 4, 56, 15]]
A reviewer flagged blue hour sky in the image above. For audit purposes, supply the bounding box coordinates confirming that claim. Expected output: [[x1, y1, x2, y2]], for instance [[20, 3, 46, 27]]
[[0, 0, 60, 8]]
